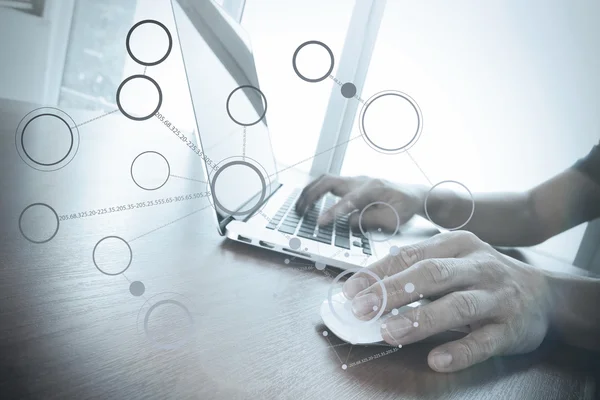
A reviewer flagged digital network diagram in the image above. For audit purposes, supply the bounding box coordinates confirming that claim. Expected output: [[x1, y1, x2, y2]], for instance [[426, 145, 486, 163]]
[[14, 18, 475, 367]]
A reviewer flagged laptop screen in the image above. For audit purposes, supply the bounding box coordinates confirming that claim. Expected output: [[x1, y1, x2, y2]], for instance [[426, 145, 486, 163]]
[[172, 0, 279, 228]]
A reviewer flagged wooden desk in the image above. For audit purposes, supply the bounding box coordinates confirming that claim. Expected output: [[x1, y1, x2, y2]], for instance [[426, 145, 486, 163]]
[[1, 100, 599, 399]]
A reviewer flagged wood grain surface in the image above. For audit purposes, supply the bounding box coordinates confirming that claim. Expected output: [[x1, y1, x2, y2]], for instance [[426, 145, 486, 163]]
[[1, 100, 598, 399]]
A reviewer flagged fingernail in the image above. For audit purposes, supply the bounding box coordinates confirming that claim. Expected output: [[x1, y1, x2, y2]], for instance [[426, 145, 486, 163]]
[[384, 316, 413, 340], [431, 352, 453, 369], [343, 277, 370, 298], [351, 292, 380, 317]]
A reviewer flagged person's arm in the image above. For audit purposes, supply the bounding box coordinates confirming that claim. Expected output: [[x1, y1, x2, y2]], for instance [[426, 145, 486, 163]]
[[299, 142, 600, 247], [545, 272, 600, 350], [422, 167, 600, 247]]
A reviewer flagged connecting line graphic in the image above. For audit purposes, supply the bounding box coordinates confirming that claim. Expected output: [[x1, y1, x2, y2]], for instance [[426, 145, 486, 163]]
[[169, 174, 207, 184], [269, 134, 364, 177], [242, 127, 247, 160], [324, 334, 344, 364], [129, 204, 213, 243], [58, 192, 211, 221], [344, 345, 354, 365], [71, 109, 121, 129], [405, 150, 434, 186], [121, 274, 150, 302], [154, 111, 219, 170], [323, 327, 405, 371]]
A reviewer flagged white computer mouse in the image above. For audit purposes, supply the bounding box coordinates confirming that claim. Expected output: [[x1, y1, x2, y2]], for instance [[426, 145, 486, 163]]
[[320, 292, 469, 345], [320, 291, 425, 345]]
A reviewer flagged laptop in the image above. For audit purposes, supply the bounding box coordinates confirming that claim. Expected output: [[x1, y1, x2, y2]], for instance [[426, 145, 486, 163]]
[[171, 0, 436, 270]]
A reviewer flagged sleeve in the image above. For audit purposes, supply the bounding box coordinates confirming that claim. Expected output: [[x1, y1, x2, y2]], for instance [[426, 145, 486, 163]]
[[573, 141, 600, 186]]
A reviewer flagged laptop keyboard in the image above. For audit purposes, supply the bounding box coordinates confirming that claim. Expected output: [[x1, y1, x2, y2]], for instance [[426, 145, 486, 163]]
[[265, 189, 372, 255]]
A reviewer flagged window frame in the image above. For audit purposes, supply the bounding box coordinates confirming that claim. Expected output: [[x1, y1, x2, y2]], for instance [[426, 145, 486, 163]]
[[222, 0, 246, 23], [43, 0, 76, 105], [307, 0, 387, 177]]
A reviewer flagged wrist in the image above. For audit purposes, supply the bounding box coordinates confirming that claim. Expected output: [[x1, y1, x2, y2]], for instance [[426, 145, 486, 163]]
[[540, 270, 600, 349], [410, 184, 429, 218]]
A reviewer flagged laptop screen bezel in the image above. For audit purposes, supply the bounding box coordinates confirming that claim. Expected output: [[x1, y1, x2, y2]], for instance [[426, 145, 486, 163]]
[[171, 0, 281, 235]]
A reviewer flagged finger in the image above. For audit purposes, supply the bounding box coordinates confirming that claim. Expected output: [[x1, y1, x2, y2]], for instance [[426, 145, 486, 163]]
[[343, 232, 475, 299], [352, 257, 485, 319], [297, 175, 344, 214], [295, 175, 326, 213], [380, 290, 498, 345], [349, 212, 360, 230], [427, 324, 508, 372], [317, 190, 363, 226]]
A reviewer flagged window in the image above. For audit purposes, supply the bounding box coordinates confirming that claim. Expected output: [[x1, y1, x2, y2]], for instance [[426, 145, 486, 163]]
[[340, 0, 600, 261], [59, 0, 137, 111], [0, 0, 44, 16], [241, 0, 354, 172]]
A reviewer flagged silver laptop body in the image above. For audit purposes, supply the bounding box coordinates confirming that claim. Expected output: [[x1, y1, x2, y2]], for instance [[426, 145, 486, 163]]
[[171, 0, 435, 270]]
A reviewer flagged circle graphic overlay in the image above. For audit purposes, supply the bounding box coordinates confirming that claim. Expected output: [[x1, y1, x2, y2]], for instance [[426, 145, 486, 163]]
[[341, 82, 357, 99], [226, 85, 268, 126], [136, 292, 195, 350], [328, 267, 388, 326], [292, 40, 335, 83], [126, 19, 173, 66], [15, 107, 80, 172], [130, 281, 146, 296], [289, 237, 301, 250], [131, 151, 170, 190], [358, 90, 423, 154], [424, 180, 475, 231], [92, 236, 133, 276], [358, 202, 400, 243], [116, 74, 162, 121], [18, 203, 60, 244], [207, 156, 271, 217]]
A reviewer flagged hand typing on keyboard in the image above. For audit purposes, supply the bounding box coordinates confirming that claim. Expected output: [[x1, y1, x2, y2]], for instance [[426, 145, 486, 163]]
[[295, 174, 427, 231]]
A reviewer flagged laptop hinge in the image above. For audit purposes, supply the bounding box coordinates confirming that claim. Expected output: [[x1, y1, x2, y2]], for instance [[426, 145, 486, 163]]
[[220, 182, 283, 232]]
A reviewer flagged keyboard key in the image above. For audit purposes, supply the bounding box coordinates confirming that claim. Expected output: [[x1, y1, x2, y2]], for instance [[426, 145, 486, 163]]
[[312, 236, 332, 244], [317, 230, 332, 238], [281, 222, 299, 230], [363, 248, 372, 255], [316, 237, 331, 245], [334, 236, 350, 249], [278, 225, 296, 234], [352, 240, 362, 247], [298, 231, 315, 240]]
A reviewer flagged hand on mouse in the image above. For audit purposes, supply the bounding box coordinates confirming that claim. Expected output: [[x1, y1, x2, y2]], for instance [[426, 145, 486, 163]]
[[294, 174, 426, 230], [343, 231, 552, 373]]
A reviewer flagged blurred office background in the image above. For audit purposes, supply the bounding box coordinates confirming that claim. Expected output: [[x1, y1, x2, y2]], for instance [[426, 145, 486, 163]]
[[0, 0, 598, 262]]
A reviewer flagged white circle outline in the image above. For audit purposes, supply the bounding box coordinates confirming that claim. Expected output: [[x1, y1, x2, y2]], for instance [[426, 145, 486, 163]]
[[206, 155, 272, 218], [423, 180, 475, 231], [358, 90, 423, 154], [358, 201, 400, 242], [328, 267, 388, 326], [136, 292, 195, 351]]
